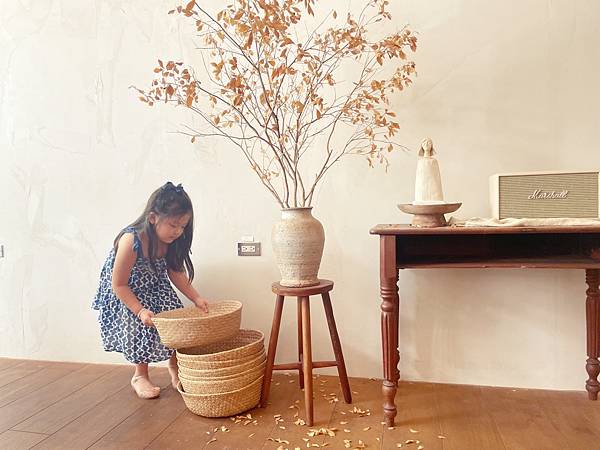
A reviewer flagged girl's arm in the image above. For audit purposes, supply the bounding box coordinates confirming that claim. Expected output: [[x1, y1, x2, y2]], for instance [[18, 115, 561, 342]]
[[168, 269, 209, 312], [112, 233, 154, 326]]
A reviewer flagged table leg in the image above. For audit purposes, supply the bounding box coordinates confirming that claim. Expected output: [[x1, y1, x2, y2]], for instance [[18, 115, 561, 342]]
[[393, 289, 400, 386], [380, 236, 399, 426], [585, 269, 600, 400]]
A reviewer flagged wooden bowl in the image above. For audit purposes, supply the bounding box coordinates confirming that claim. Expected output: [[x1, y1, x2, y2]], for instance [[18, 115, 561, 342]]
[[397, 202, 462, 227]]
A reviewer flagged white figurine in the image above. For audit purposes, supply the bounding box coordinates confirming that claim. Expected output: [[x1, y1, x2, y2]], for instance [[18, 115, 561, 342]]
[[413, 137, 445, 205]]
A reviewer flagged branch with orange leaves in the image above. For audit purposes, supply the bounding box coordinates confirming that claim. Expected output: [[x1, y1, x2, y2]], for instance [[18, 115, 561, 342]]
[[134, 0, 417, 207]]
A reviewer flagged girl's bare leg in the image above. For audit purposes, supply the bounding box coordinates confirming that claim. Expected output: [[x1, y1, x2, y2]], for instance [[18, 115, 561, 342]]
[[168, 353, 179, 389]]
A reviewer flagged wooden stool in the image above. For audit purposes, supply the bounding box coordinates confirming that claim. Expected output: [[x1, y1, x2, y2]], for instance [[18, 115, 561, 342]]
[[260, 279, 352, 426]]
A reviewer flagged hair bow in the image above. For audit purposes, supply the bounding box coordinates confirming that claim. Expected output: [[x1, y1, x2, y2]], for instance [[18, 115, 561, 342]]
[[162, 181, 184, 193]]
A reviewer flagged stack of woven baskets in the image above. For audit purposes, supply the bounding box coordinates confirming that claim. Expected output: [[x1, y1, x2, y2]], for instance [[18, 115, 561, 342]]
[[152, 301, 266, 417]]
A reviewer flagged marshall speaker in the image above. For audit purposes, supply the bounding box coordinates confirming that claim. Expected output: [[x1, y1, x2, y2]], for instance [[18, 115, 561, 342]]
[[490, 170, 600, 219]]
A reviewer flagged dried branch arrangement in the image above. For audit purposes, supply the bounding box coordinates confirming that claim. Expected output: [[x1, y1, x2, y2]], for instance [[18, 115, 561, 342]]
[[135, 0, 417, 208]]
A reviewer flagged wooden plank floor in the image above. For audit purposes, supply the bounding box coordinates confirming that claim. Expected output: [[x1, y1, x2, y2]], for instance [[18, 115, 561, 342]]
[[0, 358, 599, 449]]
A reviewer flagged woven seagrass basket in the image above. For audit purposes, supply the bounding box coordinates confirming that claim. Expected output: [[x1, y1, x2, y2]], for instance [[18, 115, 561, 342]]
[[178, 353, 266, 379], [177, 377, 263, 417], [179, 359, 267, 383], [152, 301, 242, 349], [176, 329, 264, 364], [179, 363, 265, 394], [177, 350, 262, 370]]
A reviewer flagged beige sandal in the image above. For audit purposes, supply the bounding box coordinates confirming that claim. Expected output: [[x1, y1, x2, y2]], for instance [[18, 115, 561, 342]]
[[131, 375, 160, 399]]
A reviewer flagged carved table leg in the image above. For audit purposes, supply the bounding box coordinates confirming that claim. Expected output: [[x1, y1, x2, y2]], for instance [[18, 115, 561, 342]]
[[392, 287, 400, 386], [585, 269, 600, 400], [380, 236, 399, 426]]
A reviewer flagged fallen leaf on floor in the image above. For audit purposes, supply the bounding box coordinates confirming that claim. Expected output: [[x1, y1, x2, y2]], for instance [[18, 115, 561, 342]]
[[349, 407, 370, 417], [307, 427, 336, 437]]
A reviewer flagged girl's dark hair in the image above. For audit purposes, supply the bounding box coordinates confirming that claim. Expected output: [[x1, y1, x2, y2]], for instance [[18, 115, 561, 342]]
[[114, 182, 195, 281]]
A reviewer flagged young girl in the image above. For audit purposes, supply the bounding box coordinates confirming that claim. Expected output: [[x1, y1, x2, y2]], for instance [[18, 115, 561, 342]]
[[92, 182, 209, 399]]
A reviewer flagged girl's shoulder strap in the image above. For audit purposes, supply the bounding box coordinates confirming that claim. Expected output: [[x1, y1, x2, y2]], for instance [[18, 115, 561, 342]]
[[122, 227, 143, 258]]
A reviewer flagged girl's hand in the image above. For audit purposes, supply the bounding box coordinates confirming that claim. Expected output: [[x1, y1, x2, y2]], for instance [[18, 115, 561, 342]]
[[193, 298, 209, 313], [138, 308, 156, 327]]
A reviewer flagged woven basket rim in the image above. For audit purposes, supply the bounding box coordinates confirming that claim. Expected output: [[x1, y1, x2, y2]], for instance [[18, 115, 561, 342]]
[[153, 300, 242, 321], [179, 359, 266, 381], [176, 329, 264, 358], [177, 375, 263, 398], [177, 350, 263, 369], [178, 353, 266, 377]]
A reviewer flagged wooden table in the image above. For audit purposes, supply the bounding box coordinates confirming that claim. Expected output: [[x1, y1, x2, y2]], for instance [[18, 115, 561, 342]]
[[370, 224, 600, 426]]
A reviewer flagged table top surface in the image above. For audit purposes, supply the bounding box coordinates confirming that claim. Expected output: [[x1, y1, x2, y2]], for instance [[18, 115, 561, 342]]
[[370, 224, 600, 235]]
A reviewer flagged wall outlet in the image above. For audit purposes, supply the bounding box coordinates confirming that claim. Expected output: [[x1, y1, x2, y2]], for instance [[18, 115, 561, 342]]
[[237, 242, 261, 256]]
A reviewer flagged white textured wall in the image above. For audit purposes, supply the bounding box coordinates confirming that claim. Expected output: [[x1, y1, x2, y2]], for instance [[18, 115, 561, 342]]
[[1, 0, 599, 391]]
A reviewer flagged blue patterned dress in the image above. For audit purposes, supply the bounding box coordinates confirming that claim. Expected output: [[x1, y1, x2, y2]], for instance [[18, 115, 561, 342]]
[[92, 227, 183, 363]]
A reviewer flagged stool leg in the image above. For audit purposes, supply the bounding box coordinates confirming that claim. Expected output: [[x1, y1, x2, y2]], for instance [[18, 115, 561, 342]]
[[297, 297, 304, 389], [300, 296, 314, 426], [322, 292, 352, 404], [261, 294, 285, 407]]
